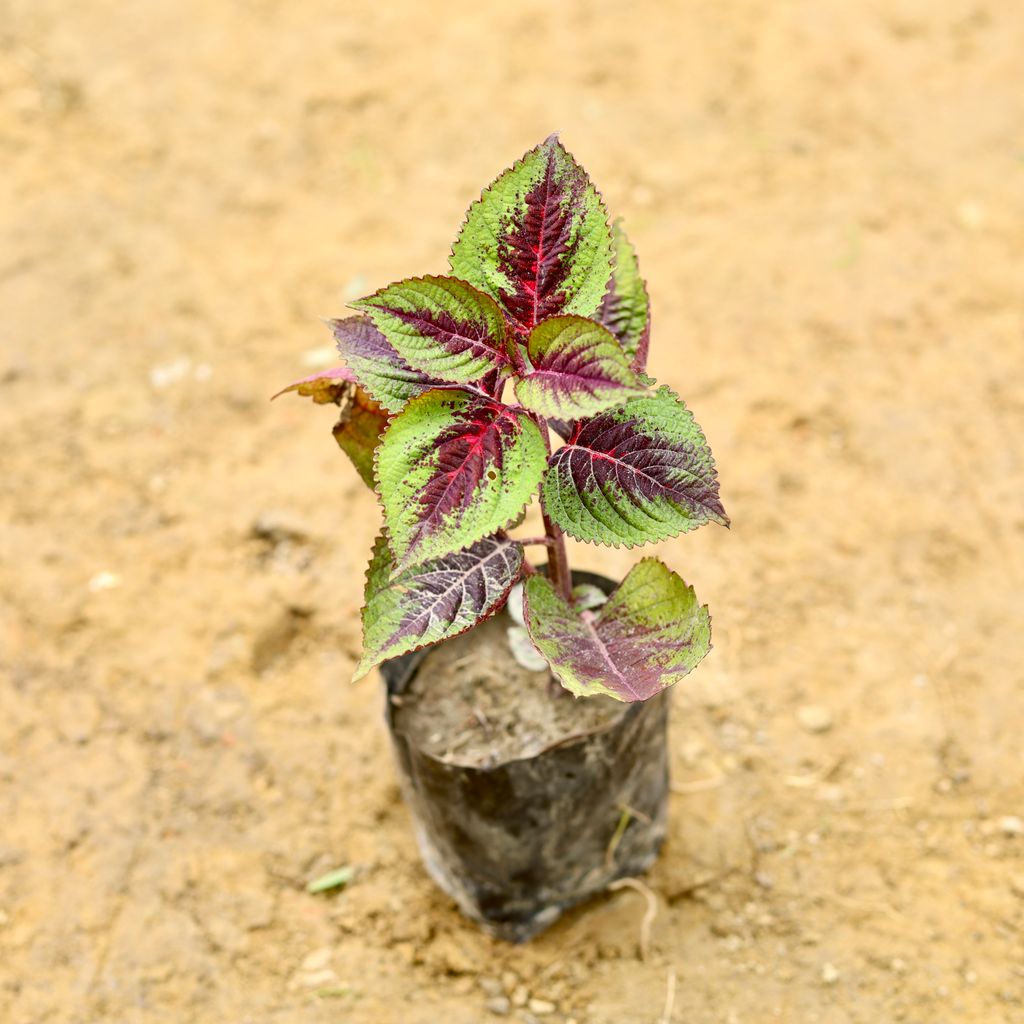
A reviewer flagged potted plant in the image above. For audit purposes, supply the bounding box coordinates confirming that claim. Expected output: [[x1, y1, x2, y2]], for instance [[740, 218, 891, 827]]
[[277, 135, 728, 941]]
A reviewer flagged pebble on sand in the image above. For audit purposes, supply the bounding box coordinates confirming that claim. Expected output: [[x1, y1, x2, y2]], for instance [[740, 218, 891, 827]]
[[797, 705, 833, 734]]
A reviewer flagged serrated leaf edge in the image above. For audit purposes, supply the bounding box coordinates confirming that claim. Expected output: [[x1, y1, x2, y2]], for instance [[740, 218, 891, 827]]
[[353, 533, 525, 680], [447, 134, 615, 328], [545, 385, 729, 549], [350, 274, 511, 383]]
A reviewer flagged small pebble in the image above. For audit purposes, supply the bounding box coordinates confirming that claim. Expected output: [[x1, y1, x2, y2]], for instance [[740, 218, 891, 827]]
[[150, 356, 192, 388], [299, 969, 338, 989], [1009, 873, 1024, 898], [821, 962, 840, 985], [511, 984, 529, 1007], [485, 996, 510, 1016], [528, 998, 557, 1016], [999, 816, 1024, 837], [301, 947, 333, 972], [797, 705, 833, 734], [88, 571, 121, 593], [501, 971, 518, 993], [478, 976, 503, 997]]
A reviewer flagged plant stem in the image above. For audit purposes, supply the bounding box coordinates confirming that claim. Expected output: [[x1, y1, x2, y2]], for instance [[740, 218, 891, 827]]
[[534, 414, 572, 602], [543, 507, 572, 602]]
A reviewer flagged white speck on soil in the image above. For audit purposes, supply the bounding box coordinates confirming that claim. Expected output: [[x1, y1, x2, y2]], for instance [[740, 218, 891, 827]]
[[797, 705, 834, 734]]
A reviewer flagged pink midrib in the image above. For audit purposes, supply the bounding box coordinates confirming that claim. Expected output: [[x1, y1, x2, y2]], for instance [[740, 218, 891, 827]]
[[527, 156, 556, 331], [578, 610, 643, 701], [408, 407, 514, 549]]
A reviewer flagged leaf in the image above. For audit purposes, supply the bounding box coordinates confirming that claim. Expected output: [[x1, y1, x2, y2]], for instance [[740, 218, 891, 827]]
[[375, 389, 546, 570], [352, 276, 510, 384], [355, 533, 524, 678], [329, 315, 440, 413], [506, 581, 527, 626], [272, 365, 357, 405], [542, 386, 728, 546], [307, 865, 355, 894], [506, 625, 548, 672], [450, 134, 613, 335], [571, 583, 608, 611], [524, 559, 711, 702], [599, 219, 651, 371], [332, 385, 390, 487], [514, 315, 647, 419]]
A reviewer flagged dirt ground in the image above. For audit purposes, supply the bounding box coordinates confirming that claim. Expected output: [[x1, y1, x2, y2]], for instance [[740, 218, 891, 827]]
[[2, 0, 1023, 1021]]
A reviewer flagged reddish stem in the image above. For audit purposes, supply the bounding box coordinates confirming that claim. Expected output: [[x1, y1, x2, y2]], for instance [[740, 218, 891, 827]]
[[533, 413, 572, 602]]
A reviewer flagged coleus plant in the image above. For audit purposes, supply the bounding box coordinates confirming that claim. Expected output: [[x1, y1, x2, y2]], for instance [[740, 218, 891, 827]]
[[277, 135, 728, 703]]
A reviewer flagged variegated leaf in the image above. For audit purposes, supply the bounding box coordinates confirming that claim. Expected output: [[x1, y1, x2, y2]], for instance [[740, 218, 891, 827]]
[[524, 559, 711, 702], [514, 315, 647, 419], [450, 134, 612, 334], [355, 533, 523, 679], [376, 389, 546, 570], [352, 276, 510, 383], [329, 315, 440, 413], [543, 386, 728, 546], [599, 219, 651, 371]]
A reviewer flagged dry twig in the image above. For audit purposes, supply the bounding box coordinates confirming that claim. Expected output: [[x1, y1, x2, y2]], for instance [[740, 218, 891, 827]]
[[608, 877, 658, 961], [659, 965, 677, 1024]]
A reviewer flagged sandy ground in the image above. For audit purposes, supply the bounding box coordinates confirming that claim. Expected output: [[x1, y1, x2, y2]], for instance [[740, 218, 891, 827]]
[[2, 0, 1023, 1021]]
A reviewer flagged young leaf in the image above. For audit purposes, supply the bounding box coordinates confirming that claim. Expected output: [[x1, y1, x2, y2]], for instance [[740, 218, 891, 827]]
[[352, 276, 510, 383], [514, 315, 647, 419], [542, 386, 728, 546], [376, 389, 546, 570], [599, 219, 651, 371], [523, 558, 711, 702], [272, 365, 357, 405], [332, 386, 390, 487], [329, 316, 439, 413], [355, 533, 523, 678], [450, 135, 613, 334]]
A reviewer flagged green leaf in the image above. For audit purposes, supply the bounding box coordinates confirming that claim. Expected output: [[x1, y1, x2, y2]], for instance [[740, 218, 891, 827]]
[[352, 276, 510, 383], [514, 315, 647, 419], [599, 219, 651, 370], [307, 865, 354, 894], [524, 559, 711, 702], [355, 533, 524, 679], [542, 386, 728, 547], [375, 389, 546, 570], [329, 315, 441, 414], [450, 134, 613, 333]]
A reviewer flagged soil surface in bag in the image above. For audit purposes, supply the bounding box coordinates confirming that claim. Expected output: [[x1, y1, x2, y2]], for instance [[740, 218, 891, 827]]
[[392, 613, 623, 766]]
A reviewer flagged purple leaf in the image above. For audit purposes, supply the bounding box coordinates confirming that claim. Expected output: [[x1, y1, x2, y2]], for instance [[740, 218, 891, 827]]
[[352, 276, 511, 384], [329, 315, 440, 413], [524, 559, 712, 702], [450, 135, 613, 335], [543, 386, 728, 546], [355, 533, 524, 678], [598, 219, 651, 372], [375, 389, 547, 570], [514, 315, 647, 419]]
